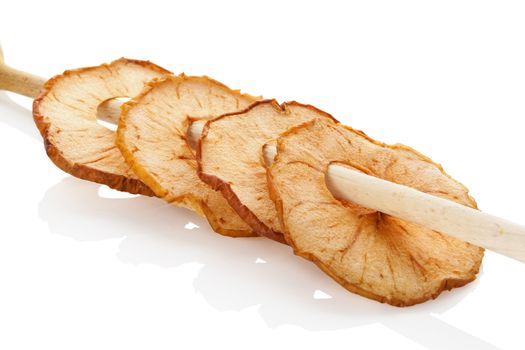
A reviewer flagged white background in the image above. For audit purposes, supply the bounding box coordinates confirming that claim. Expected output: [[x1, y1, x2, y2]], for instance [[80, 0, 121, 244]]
[[1, 1, 525, 349]]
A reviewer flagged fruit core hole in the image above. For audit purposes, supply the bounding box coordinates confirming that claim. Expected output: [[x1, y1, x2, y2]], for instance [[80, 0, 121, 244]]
[[96, 97, 131, 131]]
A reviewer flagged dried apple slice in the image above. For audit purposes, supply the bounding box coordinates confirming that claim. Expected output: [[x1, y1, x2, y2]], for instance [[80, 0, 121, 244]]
[[267, 118, 484, 306], [117, 75, 258, 237], [33, 59, 170, 195], [197, 100, 337, 242]]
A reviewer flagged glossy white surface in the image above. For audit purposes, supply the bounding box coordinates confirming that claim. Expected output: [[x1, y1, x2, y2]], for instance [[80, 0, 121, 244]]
[[1, 1, 525, 349]]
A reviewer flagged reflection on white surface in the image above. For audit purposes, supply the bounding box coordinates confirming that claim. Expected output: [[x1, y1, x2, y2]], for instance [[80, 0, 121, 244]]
[[38, 178, 498, 349], [0, 92, 40, 142], [313, 290, 333, 300], [184, 221, 200, 230], [98, 185, 140, 199]]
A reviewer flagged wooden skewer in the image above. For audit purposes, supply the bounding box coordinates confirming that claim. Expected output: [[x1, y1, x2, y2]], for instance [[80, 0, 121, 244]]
[[2, 44, 525, 263], [0, 44, 121, 124], [0, 45, 46, 98]]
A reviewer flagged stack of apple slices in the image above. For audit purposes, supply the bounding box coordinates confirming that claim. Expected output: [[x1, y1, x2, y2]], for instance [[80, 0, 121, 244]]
[[26, 59, 483, 306]]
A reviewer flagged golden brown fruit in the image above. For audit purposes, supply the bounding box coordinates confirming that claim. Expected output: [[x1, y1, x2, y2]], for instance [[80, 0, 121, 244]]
[[197, 100, 337, 243], [33, 58, 170, 195], [117, 75, 258, 237], [267, 118, 484, 306]]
